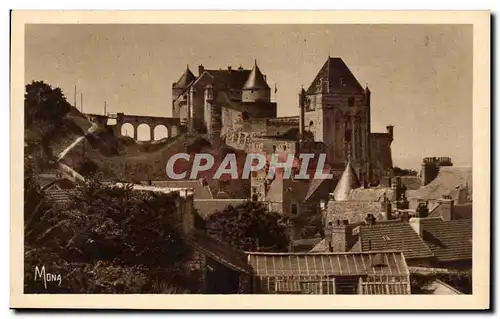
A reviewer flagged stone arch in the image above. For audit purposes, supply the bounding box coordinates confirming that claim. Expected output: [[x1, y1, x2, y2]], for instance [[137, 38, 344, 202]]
[[137, 123, 151, 141], [170, 125, 179, 137], [153, 124, 169, 140], [121, 123, 135, 138]]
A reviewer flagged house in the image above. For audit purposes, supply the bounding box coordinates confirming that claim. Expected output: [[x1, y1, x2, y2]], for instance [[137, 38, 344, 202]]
[[245, 251, 411, 294]]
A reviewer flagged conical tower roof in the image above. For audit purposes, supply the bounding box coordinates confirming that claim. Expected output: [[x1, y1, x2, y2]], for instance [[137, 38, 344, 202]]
[[173, 65, 196, 89], [332, 159, 361, 201], [243, 60, 270, 90]]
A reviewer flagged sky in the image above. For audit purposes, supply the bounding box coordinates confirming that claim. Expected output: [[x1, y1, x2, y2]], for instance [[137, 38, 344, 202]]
[[25, 24, 472, 169]]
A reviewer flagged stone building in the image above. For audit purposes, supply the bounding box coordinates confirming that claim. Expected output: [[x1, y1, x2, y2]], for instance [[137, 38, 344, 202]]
[[169, 57, 395, 216]]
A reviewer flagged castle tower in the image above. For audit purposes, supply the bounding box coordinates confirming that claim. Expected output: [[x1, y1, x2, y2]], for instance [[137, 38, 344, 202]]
[[242, 60, 271, 103], [304, 57, 370, 178], [172, 65, 196, 120]]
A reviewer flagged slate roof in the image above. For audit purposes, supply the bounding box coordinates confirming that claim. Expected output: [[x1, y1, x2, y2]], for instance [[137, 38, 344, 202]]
[[332, 159, 361, 201], [173, 66, 196, 89], [358, 222, 435, 260], [243, 61, 270, 90], [306, 57, 364, 94], [324, 201, 385, 225], [203, 68, 252, 91], [348, 187, 394, 202], [194, 199, 250, 220], [420, 218, 472, 262], [408, 167, 472, 201], [246, 251, 409, 277]]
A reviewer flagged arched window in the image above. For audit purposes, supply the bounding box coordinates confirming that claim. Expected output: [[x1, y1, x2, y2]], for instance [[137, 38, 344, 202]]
[[291, 204, 298, 215]]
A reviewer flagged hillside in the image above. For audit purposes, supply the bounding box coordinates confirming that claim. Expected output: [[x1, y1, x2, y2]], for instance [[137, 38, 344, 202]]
[[24, 82, 250, 198]]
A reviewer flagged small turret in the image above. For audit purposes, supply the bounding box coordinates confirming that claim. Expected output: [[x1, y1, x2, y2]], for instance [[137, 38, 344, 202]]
[[242, 60, 271, 102]]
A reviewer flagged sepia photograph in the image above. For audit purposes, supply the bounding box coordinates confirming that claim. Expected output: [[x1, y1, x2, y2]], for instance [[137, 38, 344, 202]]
[[10, 10, 490, 309]]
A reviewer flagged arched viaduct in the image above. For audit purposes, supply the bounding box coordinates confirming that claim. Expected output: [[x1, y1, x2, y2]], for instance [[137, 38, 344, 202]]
[[86, 112, 184, 140]]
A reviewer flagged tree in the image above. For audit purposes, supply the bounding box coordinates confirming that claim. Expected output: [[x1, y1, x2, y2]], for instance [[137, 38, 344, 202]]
[[24, 173, 193, 293], [204, 201, 290, 252], [24, 81, 71, 128]]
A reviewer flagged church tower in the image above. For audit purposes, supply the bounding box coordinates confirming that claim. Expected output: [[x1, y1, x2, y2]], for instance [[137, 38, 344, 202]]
[[304, 57, 371, 182]]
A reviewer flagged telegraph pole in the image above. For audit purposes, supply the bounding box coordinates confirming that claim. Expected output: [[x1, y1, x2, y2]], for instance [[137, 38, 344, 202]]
[[74, 85, 77, 108]]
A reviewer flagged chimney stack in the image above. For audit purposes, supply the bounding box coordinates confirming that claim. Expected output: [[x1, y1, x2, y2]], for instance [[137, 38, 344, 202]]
[[400, 211, 410, 223], [228, 66, 232, 71], [436, 197, 455, 221], [416, 201, 430, 218], [325, 219, 352, 252], [365, 214, 376, 226]]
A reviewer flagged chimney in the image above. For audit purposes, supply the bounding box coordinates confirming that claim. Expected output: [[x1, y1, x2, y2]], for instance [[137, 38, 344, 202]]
[[421, 157, 440, 186], [326, 220, 352, 252], [409, 217, 423, 237], [365, 214, 376, 226], [198, 64, 205, 76], [383, 199, 393, 220], [416, 201, 429, 218], [400, 211, 410, 223], [436, 197, 455, 221], [228, 66, 232, 71]]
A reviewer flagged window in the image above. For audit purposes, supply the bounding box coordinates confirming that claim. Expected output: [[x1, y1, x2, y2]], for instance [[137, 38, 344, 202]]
[[252, 194, 258, 202], [348, 97, 355, 107], [291, 204, 298, 215]]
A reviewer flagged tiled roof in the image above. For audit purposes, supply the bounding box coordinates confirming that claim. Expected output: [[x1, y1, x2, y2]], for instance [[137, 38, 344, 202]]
[[243, 61, 270, 90], [44, 189, 78, 205], [189, 231, 252, 274], [358, 222, 435, 260], [324, 201, 385, 225], [194, 199, 250, 220], [420, 218, 472, 262], [332, 160, 361, 201], [348, 187, 394, 202], [246, 251, 409, 277], [306, 57, 364, 94]]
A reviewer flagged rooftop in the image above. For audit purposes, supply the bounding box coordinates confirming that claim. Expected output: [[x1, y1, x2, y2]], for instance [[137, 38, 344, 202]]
[[245, 251, 410, 277]]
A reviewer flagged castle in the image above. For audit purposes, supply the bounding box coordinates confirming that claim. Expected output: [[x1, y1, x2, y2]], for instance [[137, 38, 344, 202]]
[[171, 57, 394, 184]]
